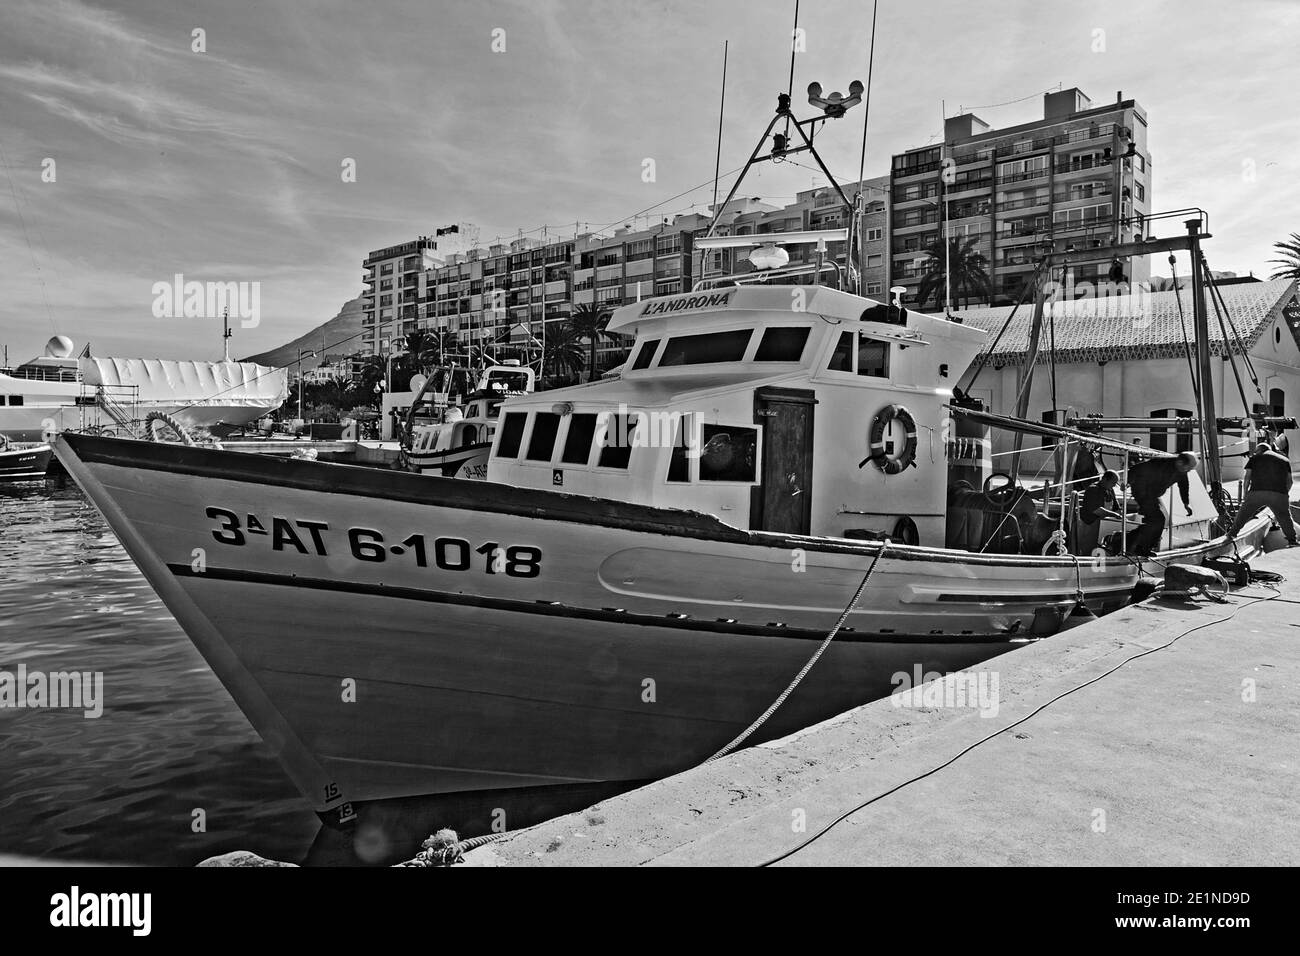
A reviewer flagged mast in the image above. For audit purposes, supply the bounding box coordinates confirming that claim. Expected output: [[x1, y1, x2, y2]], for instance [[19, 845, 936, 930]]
[[1187, 218, 1222, 493], [1009, 271, 1049, 481]]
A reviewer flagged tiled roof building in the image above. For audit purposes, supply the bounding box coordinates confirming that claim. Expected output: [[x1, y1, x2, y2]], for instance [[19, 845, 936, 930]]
[[956, 279, 1298, 366]]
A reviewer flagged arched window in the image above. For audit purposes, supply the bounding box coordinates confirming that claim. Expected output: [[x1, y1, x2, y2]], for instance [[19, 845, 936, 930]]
[[1270, 387, 1285, 418], [1150, 408, 1194, 453]]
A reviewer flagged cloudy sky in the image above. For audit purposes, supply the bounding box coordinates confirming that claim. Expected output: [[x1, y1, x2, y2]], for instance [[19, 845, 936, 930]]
[[0, 0, 1296, 364]]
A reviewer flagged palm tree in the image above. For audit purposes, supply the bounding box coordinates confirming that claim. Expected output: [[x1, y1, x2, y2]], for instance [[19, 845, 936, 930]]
[[402, 330, 443, 374], [916, 236, 993, 310], [1268, 233, 1300, 281], [569, 303, 614, 381], [356, 355, 386, 406], [542, 322, 585, 383]]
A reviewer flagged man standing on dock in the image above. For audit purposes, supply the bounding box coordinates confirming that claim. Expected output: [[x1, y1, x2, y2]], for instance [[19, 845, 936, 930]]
[[1126, 452, 1198, 557], [1229, 442, 1297, 545]]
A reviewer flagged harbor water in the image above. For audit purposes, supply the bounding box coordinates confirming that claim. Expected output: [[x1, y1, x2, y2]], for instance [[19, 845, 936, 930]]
[[0, 482, 318, 865]]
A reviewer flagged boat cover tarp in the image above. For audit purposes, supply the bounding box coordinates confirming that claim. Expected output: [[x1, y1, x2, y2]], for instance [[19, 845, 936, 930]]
[[79, 358, 287, 408]]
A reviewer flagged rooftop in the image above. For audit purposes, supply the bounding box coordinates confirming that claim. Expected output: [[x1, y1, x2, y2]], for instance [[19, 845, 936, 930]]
[[951, 278, 1298, 366]]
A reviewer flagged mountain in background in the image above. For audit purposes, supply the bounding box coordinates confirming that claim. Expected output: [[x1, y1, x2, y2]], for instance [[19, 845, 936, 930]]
[[241, 295, 368, 369]]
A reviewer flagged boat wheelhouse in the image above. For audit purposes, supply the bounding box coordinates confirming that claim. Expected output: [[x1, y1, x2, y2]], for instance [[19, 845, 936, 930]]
[[488, 284, 983, 545]]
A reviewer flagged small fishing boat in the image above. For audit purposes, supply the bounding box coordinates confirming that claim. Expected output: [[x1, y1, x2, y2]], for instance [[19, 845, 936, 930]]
[[0, 437, 53, 482], [405, 362, 535, 479]]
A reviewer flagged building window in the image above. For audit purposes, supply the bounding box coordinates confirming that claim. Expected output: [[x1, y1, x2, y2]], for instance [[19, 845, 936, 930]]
[[867, 227, 883, 242], [866, 282, 883, 296], [867, 254, 883, 268]]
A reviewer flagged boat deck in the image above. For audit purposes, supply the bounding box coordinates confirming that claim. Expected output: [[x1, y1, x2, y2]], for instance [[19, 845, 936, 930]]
[[467, 540, 1300, 866]]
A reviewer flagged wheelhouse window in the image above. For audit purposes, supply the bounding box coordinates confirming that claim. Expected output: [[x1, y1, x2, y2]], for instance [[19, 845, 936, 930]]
[[596, 413, 638, 469], [754, 327, 810, 362], [856, 334, 890, 378], [630, 338, 660, 370], [561, 413, 598, 465], [526, 412, 561, 461], [495, 411, 527, 458], [658, 330, 751, 367], [698, 424, 757, 482], [666, 416, 693, 482], [827, 331, 854, 372]]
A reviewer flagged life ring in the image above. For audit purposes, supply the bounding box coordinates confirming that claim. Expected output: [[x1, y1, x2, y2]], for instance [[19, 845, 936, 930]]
[[867, 404, 918, 475]]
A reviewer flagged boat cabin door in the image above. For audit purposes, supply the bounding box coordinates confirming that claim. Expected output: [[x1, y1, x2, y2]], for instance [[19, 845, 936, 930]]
[[751, 387, 818, 535]]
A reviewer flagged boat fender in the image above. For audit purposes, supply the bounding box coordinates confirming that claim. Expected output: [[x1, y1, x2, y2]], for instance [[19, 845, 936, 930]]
[[866, 404, 918, 475]]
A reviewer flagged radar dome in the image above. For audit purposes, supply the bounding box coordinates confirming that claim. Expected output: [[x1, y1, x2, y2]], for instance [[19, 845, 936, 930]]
[[44, 335, 75, 358]]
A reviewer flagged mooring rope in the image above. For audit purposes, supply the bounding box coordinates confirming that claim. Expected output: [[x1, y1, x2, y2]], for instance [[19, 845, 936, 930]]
[[705, 541, 892, 763]]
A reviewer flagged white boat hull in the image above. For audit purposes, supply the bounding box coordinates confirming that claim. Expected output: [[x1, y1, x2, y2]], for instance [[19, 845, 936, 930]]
[[408, 442, 490, 479], [53, 434, 1270, 823]]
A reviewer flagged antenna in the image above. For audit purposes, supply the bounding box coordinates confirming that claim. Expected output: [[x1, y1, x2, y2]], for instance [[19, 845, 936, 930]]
[[713, 40, 729, 214], [785, 0, 800, 139], [222, 307, 232, 361], [853, 0, 880, 294]]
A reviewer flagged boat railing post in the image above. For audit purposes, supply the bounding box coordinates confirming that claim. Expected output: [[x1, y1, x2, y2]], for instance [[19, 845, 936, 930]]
[[1121, 460, 1128, 556]]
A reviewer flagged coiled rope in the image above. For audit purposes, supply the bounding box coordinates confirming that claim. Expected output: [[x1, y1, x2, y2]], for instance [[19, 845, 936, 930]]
[[705, 541, 892, 763]]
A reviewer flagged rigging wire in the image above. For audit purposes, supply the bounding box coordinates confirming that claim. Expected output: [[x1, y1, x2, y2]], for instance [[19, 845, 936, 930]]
[[1168, 253, 1207, 458], [964, 258, 1049, 391]]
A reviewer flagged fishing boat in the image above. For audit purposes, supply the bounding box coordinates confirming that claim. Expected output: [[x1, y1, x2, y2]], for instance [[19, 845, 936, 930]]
[[0, 437, 53, 482], [405, 362, 536, 479], [54, 79, 1275, 833]]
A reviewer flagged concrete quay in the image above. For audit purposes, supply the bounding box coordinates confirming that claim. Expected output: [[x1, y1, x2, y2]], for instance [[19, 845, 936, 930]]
[[467, 547, 1300, 867]]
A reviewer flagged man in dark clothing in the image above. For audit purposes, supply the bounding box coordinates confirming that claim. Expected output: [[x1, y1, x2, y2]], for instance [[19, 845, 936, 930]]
[[1126, 452, 1198, 556], [1076, 469, 1121, 554], [1229, 442, 1296, 544]]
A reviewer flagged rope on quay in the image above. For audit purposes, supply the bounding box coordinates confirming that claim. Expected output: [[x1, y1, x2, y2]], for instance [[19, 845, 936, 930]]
[[755, 583, 1284, 867], [394, 829, 508, 867], [704, 542, 892, 764]]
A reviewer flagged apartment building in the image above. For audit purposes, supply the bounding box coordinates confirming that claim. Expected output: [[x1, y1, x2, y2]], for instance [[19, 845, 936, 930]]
[[889, 88, 1152, 309], [361, 237, 438, 354], [419, 235, 574, 358], [360, 177, 888, 370]]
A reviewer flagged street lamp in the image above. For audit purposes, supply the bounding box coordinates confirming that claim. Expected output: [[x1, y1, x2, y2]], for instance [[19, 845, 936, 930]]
[[919, 195, 952, 317], [296, 349, 315, 421]]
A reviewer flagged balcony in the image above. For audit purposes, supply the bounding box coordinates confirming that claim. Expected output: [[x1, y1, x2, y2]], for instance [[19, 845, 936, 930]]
[[995, 169, 1049, 187]]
